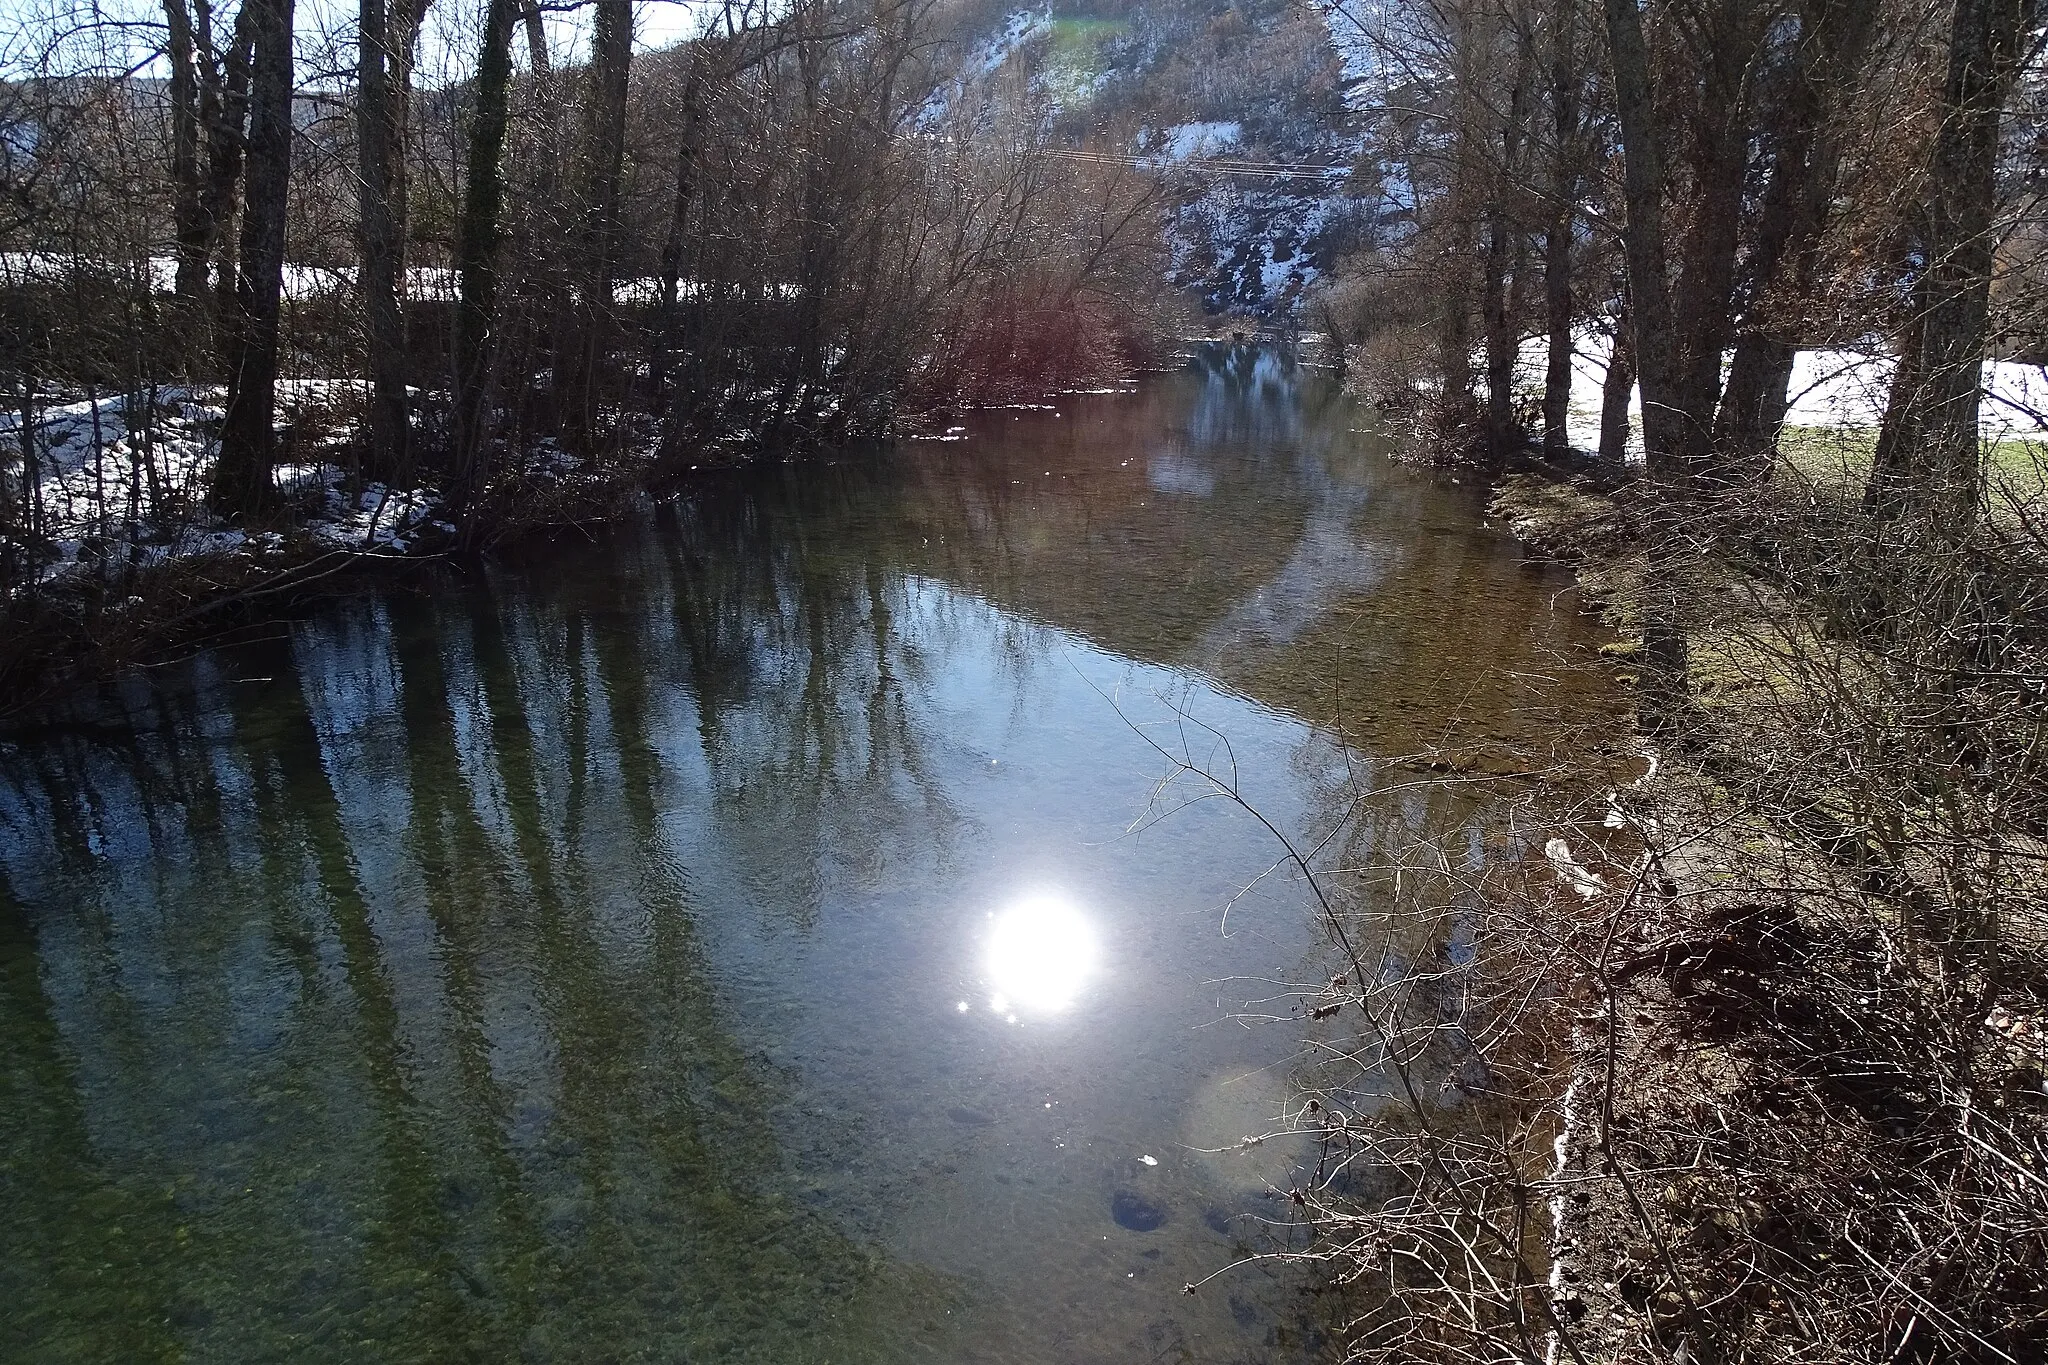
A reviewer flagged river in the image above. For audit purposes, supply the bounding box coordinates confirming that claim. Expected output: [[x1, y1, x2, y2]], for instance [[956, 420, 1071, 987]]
[[0, 345, 1616, 1363]]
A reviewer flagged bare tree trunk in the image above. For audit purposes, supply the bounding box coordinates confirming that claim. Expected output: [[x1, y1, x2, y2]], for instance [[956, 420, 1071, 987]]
[[1665, 7, 1757, 475], [1598, 298, 1636, 464], [786, 22, 834, 432], [1869, 0, 2038, 520], [1714, 0, 1877, 482], [656, 46, 706, 403], [1483, 20, 1535, 466], [520, 0, 549, 73], [163, 0, 207, 304], [1439, 211, 1476, 414], [1594, 0, 1694, 697], [581, 0, 634, 302], [1713, 129, 1809, 480], [837, 3, 915, 431], [198, 0, 253, 357], [358, 0, 426, 483], [1439, 146, 1477, 425], [212, 0, 292, 519], [1600, 0, 1688, 478], [451, 0, 520, 515], [1542, 0, 1581, 457], [1481, 210, 1516, 455], [1714, 4, 1812, 474], [562, 0, 634, 443], [1716, 337, 1797, 474]]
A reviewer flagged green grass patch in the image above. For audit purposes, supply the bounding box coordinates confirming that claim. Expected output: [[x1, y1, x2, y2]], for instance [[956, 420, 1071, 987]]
[[1046, 17, 1128, 49], [1038, 17, 1126, 100], [1775, 425, 1875, 490], [1775, 424, 2048, 507]]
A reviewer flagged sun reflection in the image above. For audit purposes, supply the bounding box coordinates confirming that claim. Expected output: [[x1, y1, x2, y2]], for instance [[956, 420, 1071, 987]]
[[985, 893, 1097, 1013]]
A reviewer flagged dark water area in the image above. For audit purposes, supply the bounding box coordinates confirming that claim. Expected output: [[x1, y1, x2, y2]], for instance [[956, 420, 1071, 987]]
[[1, 346, 1619, 1363]]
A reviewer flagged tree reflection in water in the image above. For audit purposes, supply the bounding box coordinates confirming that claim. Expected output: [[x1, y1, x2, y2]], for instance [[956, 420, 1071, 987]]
[[0, 348, 1622, 1364]]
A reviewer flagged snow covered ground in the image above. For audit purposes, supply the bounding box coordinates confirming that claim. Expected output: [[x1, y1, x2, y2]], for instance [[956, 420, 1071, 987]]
[[0, 251, 461, 304], [917, 7, 1050, 129], [1778, 350, 2048, 441], [2, 383, 447, 586], [1145, 121, 1243, 163], [0, 252, 791, 309], [1510, 332, 2048, 461]]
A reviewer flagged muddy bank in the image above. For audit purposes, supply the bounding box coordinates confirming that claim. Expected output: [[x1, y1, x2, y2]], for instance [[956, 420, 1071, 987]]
[[1479, 461, 2048, 1363]]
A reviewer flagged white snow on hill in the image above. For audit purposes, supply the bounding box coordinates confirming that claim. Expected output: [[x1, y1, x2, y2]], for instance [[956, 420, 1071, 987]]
[[1148, 121, 1242, 162]]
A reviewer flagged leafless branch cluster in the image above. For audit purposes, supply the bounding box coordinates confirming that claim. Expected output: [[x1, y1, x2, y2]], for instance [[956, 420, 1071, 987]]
[[0, 0, 1181, 704]]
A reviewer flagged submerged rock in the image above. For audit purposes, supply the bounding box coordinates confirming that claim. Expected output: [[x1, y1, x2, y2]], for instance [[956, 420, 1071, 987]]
[[1111, 1189, 1168, 1231]]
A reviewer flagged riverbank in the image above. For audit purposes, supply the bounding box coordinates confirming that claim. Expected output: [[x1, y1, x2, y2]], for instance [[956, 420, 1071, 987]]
[[0, 416, 689, 723], [1477, 461, 2048, 1362]]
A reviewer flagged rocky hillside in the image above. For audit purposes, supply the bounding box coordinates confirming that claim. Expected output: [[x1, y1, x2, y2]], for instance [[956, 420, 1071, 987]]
[[936, 0, 1395, 316]]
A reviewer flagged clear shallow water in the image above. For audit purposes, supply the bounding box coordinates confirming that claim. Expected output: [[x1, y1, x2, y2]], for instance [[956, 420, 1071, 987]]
[[0, 347, 1616, 1363]]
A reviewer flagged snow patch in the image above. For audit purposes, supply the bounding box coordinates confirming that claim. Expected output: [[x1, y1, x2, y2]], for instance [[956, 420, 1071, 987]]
[[4, 384, 446, 587], [1150, 121, 1242, 163], [1507, 331, 2048, 462]]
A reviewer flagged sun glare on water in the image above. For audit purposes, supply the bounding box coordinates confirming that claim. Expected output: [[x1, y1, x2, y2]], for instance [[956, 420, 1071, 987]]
[[985, 893, 1097, 1014]]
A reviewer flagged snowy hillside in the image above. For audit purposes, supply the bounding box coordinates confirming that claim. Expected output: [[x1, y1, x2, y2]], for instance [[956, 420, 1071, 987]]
[[944, 0, 1382, 315]]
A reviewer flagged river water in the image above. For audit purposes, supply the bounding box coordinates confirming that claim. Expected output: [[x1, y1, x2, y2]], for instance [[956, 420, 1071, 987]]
[[1, 346, 1615, 1363]]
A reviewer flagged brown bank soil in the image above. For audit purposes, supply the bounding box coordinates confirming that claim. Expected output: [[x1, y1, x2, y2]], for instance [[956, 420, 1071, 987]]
[[1489, 469, 1757, 1363], [1485, 468, 2048, 1364]]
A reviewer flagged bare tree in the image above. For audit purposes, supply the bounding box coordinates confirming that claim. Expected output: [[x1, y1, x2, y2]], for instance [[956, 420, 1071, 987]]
[[213, 0, 293, 517], [358, 0, 430, 481], [163, 0, 207, 304], [1713, 0, 1878, 478], [1870, 0, 2044, 518], [450, 0, 519, 513], [1481, 9, 1535, 463], [558, 0, 633, 441], [1541, 0, 1587, 457]]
